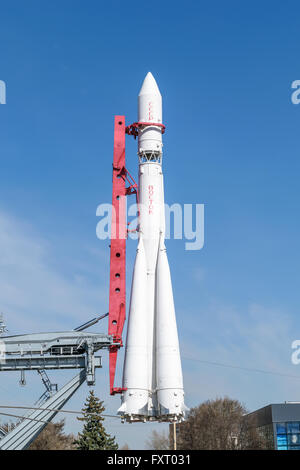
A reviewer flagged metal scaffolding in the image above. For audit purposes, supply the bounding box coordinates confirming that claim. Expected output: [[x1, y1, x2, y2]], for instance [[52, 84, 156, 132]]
[[0, 316, 115, 450]]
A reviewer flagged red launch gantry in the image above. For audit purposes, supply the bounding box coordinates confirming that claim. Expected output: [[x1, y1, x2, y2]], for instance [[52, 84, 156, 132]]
[[108, 116, 139, 395]]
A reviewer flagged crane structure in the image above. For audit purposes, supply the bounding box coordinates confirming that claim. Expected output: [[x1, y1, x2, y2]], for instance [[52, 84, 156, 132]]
[[0, 317, 115, 449]]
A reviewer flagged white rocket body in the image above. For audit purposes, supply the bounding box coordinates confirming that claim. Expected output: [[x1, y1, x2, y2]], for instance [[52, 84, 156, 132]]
[[119, 73, 186, 422]]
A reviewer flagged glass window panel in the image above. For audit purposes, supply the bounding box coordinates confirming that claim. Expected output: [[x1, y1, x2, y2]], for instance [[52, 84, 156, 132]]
[[288, 434, 300, 446], [287, 422, 300, 433], [276, 423, 287, 434], [289, 423, 300, 433], [277, 435, 287, 446], [277, 446, 288, 450]]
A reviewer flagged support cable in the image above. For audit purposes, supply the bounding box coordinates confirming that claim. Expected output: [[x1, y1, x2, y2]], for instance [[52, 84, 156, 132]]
[[0, 405, 120, 418]]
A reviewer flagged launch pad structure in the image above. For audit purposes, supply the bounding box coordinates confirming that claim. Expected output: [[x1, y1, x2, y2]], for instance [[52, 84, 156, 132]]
[[0, 71, 187, 449], [0, 116, 138, 450]]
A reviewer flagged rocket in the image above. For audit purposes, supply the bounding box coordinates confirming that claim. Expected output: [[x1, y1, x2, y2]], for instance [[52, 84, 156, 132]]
[[118, 72, 187, 422]]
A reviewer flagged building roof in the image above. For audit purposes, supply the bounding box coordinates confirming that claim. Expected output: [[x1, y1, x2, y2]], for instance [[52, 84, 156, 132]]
[[247, 403, 300, 427]]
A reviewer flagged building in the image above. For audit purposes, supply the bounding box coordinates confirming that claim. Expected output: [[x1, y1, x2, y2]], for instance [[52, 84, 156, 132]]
[[247, 403, 300, 450]]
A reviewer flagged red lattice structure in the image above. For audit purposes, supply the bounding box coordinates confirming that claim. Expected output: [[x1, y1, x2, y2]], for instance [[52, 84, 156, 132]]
[[108, 116, 138, 395]]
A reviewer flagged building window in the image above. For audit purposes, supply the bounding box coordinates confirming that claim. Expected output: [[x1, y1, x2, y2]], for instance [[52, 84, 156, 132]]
[[276, 422, 300, 450]]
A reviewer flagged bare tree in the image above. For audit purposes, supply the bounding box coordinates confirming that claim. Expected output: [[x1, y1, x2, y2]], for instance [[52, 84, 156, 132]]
[[28, 419, 76, 450], [0, 419, 75, 450], [120, 443, 130, 450], [146, 429, 170, 450], [177, 397, 268, 450], [0, 420, 18, 434]]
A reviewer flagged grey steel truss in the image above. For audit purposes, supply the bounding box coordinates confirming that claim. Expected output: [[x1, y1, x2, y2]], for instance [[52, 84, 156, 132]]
[[0, 316, 116, 450]]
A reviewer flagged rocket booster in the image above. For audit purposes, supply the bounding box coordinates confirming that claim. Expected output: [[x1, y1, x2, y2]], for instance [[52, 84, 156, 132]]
[[119, 72, 186, 422]]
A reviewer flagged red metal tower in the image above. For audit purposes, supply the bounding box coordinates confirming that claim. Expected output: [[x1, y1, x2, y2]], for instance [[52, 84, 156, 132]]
[[108, 116, 138, 395]]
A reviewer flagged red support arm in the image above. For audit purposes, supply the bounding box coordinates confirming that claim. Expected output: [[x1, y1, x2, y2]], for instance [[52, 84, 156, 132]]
[[108, 116, 127, 395], [108, 117, 140, 395]]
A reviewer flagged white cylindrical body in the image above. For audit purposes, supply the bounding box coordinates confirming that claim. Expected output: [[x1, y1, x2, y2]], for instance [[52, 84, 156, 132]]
[[138, 72, 163, 157], [118, 237, 149, 418], [120, 72, 187, 422], [138, 162, 163, 415], [155, 236, 185, 419]]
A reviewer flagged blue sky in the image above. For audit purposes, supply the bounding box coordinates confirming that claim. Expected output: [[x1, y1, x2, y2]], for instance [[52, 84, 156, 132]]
[[0, 0, 300, 449]]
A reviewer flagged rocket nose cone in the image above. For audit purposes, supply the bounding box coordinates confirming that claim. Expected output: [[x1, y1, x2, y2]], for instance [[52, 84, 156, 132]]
[[139, 72, 161, 97]]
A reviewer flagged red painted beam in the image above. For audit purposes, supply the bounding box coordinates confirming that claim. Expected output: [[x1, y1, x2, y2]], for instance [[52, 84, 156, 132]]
[[108, 116, 127, 395]]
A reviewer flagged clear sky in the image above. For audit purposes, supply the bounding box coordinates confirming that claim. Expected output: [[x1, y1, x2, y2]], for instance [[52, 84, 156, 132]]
[[0, 0, 300, 449]]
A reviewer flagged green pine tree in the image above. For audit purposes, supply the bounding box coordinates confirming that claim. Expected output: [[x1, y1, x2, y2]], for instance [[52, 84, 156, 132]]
[[74, 390, 118, 450]]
